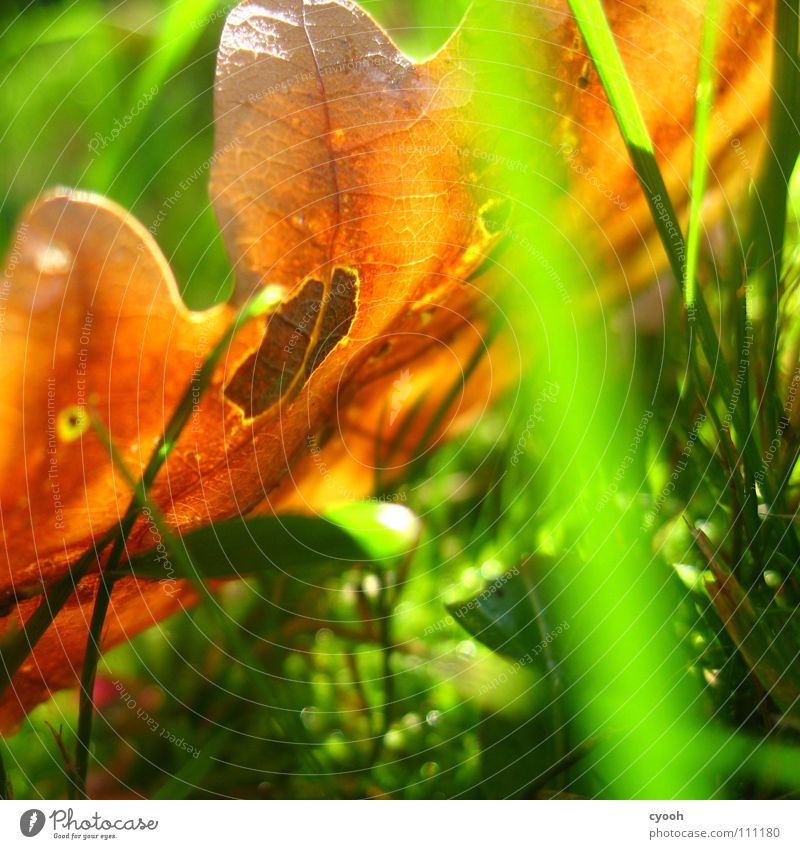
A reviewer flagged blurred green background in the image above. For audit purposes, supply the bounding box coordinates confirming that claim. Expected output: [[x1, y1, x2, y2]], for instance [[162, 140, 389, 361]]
[[0, 0, 470, 308]]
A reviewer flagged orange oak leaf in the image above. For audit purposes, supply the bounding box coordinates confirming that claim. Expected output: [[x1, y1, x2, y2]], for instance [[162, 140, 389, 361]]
[[0, 0, 501, 732], [0, 0, 774, 731]]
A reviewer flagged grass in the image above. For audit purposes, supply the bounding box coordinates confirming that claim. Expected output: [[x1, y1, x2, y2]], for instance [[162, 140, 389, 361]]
[[0, 0, 799, 799]]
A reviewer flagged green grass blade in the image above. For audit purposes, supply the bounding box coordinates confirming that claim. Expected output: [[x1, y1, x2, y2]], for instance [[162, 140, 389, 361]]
[[684, 0, 722, 308], [565, 0, 685, 286], [566, 0, 772, 514], [751, 1, 800, 505], [134, 0, 222, 96], [87, 0, 222, 191], [0, 289, 274, 708]]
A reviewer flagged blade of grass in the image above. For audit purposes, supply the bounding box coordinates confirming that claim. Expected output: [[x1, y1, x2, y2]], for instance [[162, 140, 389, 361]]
[[566, 0, 775, 517], [484, 0, 720, 794], [71, 570, 114, 799], [408, 316, 501, 481], [0, 743, 7, 799], [0, 289, 275, 772], [681, 0, 760, 545], [0, 533, 115, 699], [92, 416, 329, 780], [684, 0, 722, 309], [87, 0, 221, 191], [377, 393, 427, 480], [565, 0, 687, 286], [70, 288, 276, 798], [752, 1, 800, 509], [134, 0, 223, 96]]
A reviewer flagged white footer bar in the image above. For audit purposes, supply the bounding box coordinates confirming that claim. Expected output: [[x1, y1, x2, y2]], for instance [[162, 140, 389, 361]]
[[2, 799, 797, 848]]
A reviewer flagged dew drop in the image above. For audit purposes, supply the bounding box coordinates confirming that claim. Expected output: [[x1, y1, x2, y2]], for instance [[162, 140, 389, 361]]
[[420, 761, 440, 779], [456, 640, 477, 659], [300, 706, 320, 731], [425, 710, 441, 727], [362, 573, 381, 599]]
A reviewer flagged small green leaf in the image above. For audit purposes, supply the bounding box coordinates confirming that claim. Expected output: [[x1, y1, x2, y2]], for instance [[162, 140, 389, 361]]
[[446, 569, 543, 660], [123, 504, 418, 581]]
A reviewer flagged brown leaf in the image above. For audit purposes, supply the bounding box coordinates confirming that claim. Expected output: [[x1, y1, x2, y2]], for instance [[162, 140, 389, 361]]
[[0, 0, 501, 730]]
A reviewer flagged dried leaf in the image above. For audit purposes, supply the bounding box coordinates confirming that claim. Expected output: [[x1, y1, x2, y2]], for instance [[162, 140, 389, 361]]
[[0, 0, 500, 730]]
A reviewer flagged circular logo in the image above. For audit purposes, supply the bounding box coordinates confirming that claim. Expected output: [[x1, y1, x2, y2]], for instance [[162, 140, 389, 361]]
[[19, 810, 46, 837]]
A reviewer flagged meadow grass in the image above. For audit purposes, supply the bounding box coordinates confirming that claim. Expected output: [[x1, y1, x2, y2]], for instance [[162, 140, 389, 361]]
[[0, 0, 799, 799]]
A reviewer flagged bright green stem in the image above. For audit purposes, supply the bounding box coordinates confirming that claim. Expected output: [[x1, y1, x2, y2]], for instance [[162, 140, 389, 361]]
[[72, 569, 115, 800], [69, 290, 275, 796], [684, 0, 722, 308], [87, 396, 324, 778], [566, 0, 774, 513], [752, 1, 800, 507], [0, 743, 8, 799]]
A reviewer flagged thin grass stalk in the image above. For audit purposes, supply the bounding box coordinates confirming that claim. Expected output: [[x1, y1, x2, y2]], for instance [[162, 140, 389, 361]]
[[754, 1, 800, 510], [87, 410, 326, 780], [566, 0, 775, 514], [0, 292, 270, 728], [684, 0, 722, 309], [0, 743, 7, 799]]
